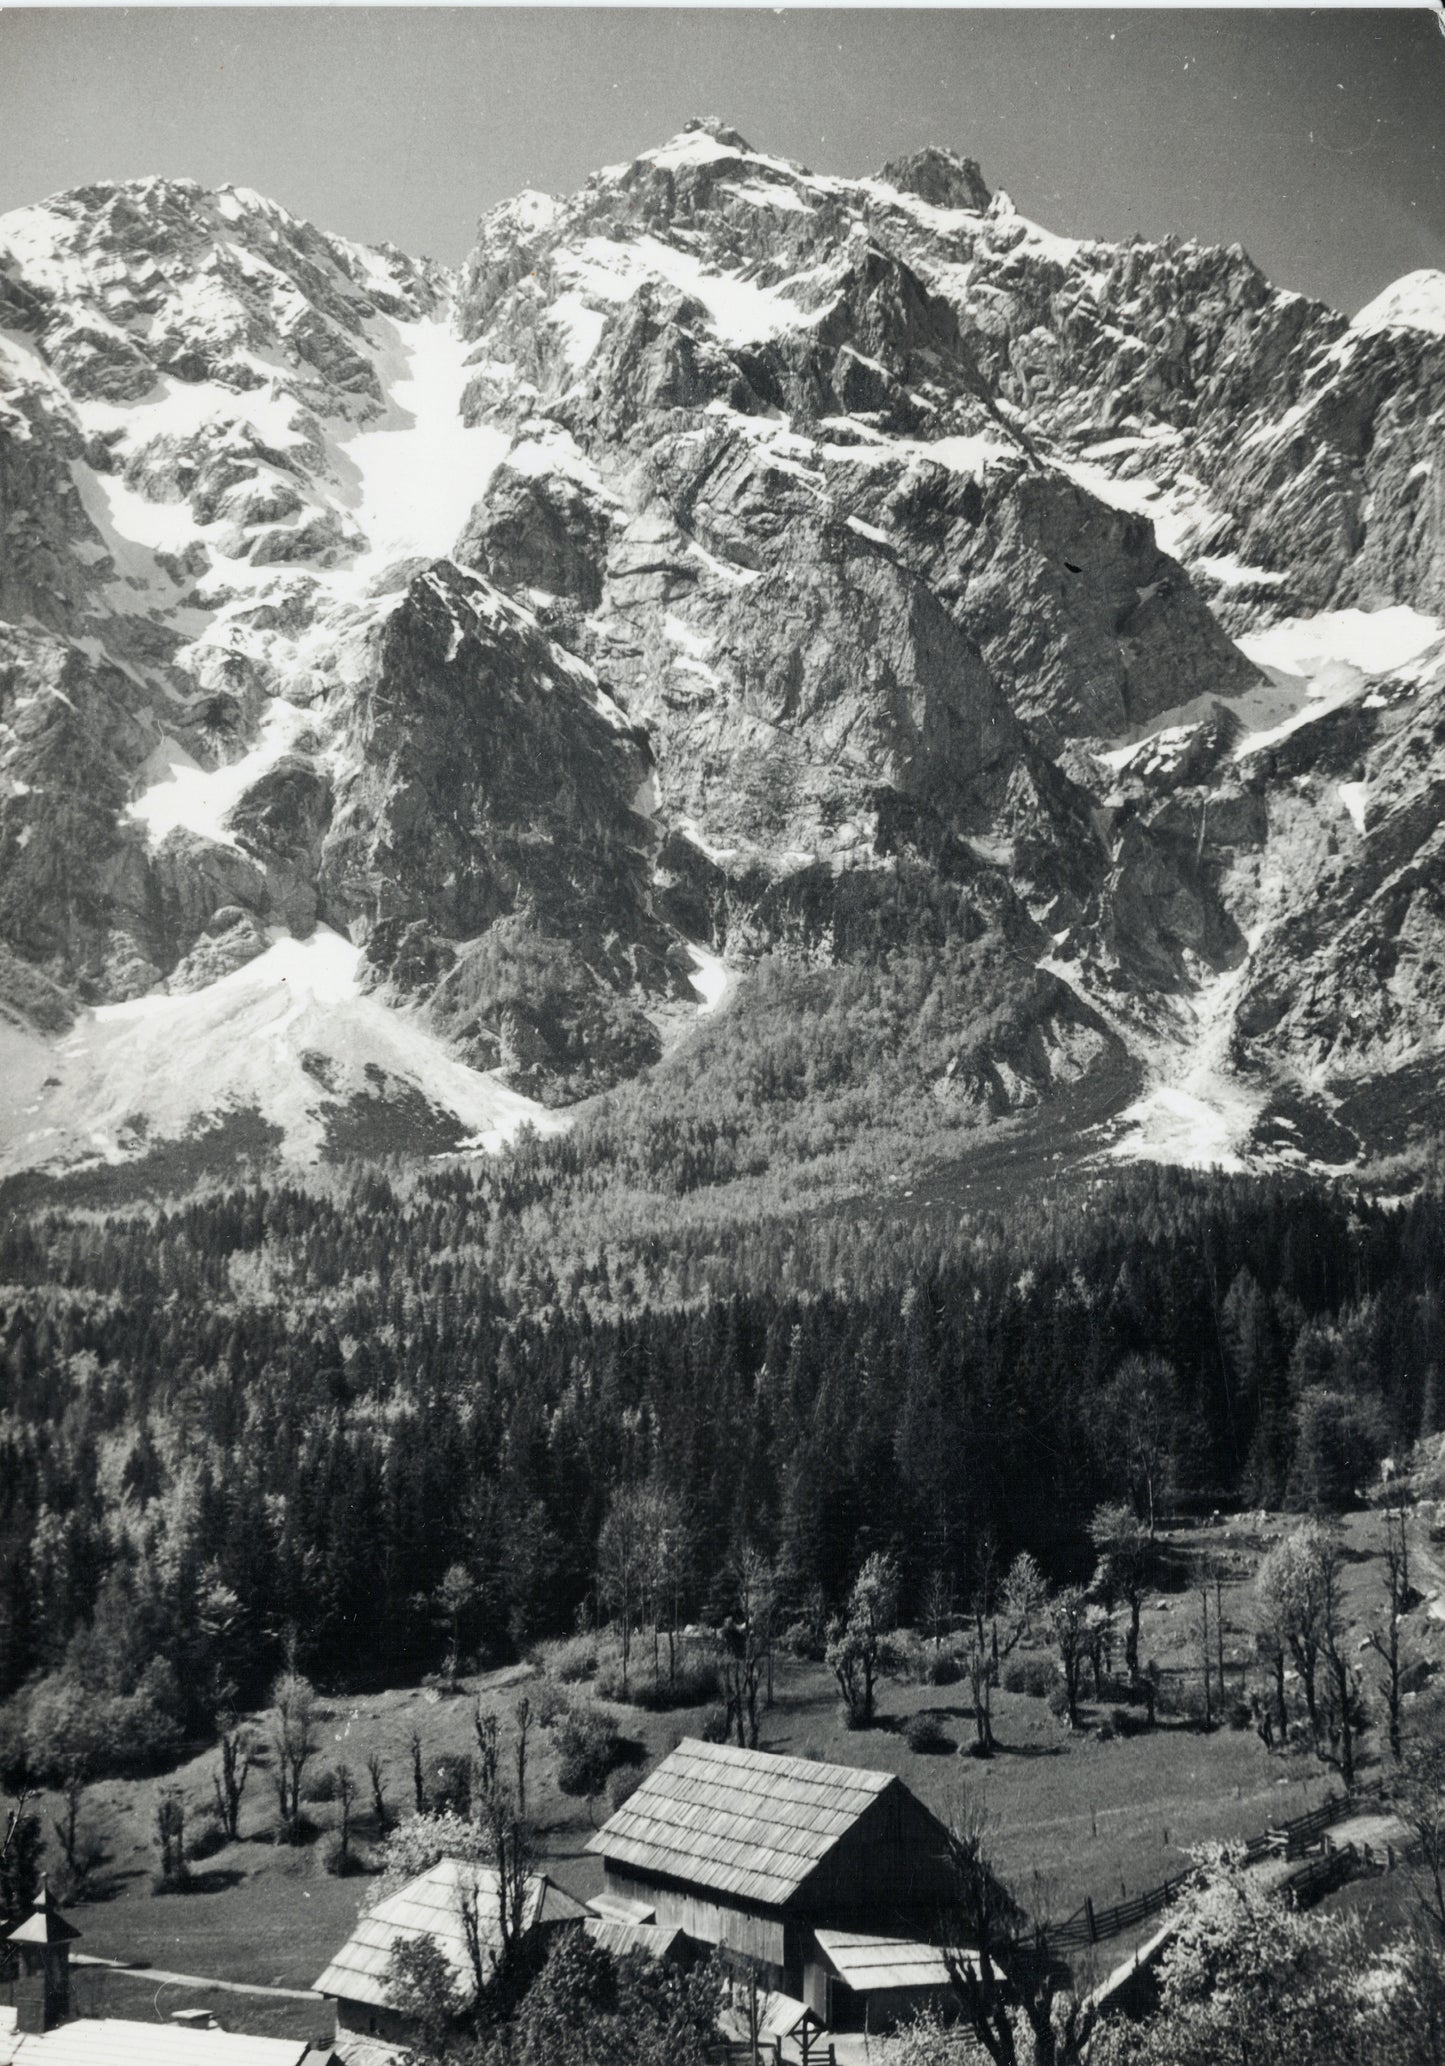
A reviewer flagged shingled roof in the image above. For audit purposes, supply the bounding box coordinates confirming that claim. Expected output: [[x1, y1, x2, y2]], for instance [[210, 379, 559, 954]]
[[0, 2014, 313, 2066], [586, 1737, 898, 1908], [313, 1858, 585, 2011], [814, 1929, 971, 1991]]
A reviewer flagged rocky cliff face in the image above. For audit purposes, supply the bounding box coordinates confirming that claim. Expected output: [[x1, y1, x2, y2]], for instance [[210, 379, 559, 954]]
[[1, 126, 1442, 1179]]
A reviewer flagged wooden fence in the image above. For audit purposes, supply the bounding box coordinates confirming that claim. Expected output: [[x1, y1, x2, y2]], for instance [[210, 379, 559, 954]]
[[1042, 1789, 1368, 1952]]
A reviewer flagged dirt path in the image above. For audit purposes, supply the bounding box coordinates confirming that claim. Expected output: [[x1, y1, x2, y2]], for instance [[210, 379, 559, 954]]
[[74, 1954, 320, 2001]]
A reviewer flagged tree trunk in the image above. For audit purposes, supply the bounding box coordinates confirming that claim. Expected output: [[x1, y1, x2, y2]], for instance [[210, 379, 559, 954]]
[[1332, 1650, 1355, 1788], [1273, 1645, 1288, 1743]]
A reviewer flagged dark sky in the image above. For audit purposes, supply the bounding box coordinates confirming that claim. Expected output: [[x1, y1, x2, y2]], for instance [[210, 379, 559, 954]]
[[0, 8, 1441, 315]]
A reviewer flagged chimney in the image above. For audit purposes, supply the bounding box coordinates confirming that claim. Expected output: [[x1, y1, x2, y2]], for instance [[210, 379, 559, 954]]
[[4, 1877, 82, 2032]]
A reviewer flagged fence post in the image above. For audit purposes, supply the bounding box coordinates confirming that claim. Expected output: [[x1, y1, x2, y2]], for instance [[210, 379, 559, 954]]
[[1085, 1897, 1097, 1944]]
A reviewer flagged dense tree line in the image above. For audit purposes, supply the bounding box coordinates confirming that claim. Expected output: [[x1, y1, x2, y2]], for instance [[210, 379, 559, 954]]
[[0, 1162, 1441, 1760]]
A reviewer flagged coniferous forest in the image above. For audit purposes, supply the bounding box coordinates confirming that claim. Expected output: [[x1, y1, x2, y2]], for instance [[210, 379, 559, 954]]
[[1, 1144, 1439, 1769]]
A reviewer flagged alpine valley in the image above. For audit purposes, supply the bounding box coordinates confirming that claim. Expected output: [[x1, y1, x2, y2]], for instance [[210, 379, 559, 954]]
[[3, 117, 1445, 1197]]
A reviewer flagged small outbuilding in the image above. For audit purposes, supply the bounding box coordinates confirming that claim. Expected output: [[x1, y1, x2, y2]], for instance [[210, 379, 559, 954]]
[[582, 1917, 690, 1967], [808, 1929, 969, 2031], [313, 1858, 587, 2045]]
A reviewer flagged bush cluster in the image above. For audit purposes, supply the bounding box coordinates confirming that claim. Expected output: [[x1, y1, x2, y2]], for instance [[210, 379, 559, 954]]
[[595, 1657, 722, 1711], [549, 1635, 602, 1684], [555, 1704, 623, 1798], [1003, 1657, 1057, 1699], [6, 1659, 183, 1785], [903, 1712, 951, 1754]]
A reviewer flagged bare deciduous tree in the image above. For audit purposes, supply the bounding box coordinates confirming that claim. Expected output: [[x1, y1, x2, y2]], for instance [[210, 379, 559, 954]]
[[1088, 1505, 1152, 1683], [937, 1788, 1091, 2066], [1367, 1506, 1410, 1762], [967, 1551, 1047, 1754], [270, 1670, 318, 1844], [365, 1749, 389, 1831], [512, 1696, 531, 1819], [826, 1550, 900, 1729], [434, 1563, 479, 1688], [721, 1546, 775, 1748], [1050, 1587, 1091, 1731], [335, 1761, 356, 1870], [155, 1787, 186, 1889], [597, 1485, 664, 1699], [212, 1692, 254, 1843]]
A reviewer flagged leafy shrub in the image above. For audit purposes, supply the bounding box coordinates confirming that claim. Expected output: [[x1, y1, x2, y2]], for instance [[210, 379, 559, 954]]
[[304, 1767, 339, 1804], [18, 1658, 184, 1782], [1004, 1658, 1056, 1699], [1047, 1684, 1072, 1722], [697, 1705, 730, 1745], [550, 1635, 601, 1684], [537, 1680, 570, 1728], [1228, 1701, 1253, 1731], [592, 1658, 629, 1704], [607, 1765, 643, 1813], [780, 1619, 827, 1662], [371, 1811, 490, 1907], [1109, 1706, 1148, 1739], [889, 1631, 930, 1684], [891, 1632, 963, 1687], [555, 1705, 622, 1798], [904, 1712, 951, 1754], [387, 1934, 461, 2056], [1095, 1716, 1116, 1744], [624, 1659, 723, 1711]]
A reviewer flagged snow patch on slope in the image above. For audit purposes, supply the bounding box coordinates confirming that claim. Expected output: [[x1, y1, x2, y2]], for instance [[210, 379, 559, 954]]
[[5, 928, 564, 1173], [126, 698, 314, 849], [1097, 948, 1267, 1175], [1055, 453, 1229, 562], [334, 313, 510, 575], [1236, 605, 1442, 681], [686, 944, 735, 1016], [555, 233, 811, 352]]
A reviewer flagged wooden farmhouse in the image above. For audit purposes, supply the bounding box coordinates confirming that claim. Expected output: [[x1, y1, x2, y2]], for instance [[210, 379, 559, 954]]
[[586, 1738, 968, 2031], [313, 1858, 586, 2045]]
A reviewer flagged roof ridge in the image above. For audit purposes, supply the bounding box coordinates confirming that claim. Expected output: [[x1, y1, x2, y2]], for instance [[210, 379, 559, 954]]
[[671, 1735, 895, 1790], [588, 1737, 905, 1907]]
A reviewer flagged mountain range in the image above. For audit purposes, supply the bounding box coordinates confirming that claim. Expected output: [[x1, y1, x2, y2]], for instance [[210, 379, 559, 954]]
[[2, 117, 1443, 1189]]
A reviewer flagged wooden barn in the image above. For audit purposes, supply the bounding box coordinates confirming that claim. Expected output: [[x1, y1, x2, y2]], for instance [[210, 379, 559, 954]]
[[586, 1738, 964, 2020]]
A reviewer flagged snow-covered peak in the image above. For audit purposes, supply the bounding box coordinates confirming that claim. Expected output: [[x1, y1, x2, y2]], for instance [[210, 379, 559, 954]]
[[0, 175, 441, 343], [640, 117, 756, 170], [1352, 269, 1445, 339]]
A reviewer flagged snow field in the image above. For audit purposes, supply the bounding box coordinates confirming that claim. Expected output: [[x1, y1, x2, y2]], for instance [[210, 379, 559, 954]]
[[3, 929, 565, 1174]]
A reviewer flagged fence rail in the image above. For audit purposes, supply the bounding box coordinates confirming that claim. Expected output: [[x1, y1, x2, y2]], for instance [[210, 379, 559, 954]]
[[1043, 1788, 1372, 1952]]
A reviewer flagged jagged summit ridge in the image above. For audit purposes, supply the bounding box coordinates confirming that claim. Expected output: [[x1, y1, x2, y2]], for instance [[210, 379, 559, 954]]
[[0, 128, 1443, 1182], [877, 145, 992, 214]]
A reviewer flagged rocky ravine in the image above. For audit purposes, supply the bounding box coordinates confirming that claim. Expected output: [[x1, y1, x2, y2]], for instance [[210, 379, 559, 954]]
[[0, 123, 1442, 1179]]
